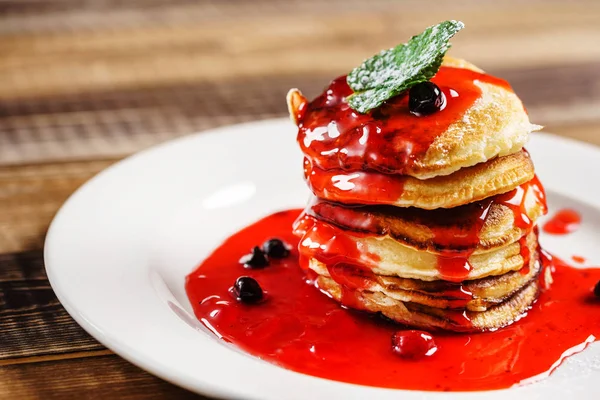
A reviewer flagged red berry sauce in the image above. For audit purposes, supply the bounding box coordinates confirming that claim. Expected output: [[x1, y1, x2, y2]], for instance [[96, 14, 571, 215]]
[[298, 67, 512, 176], [572, 255, 587, 264], [186, 209, 600, 392], [543, 209, 582, 235]]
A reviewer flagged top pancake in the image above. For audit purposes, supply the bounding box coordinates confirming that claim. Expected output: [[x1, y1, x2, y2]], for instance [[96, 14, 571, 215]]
[[289, 57, 541, 180], [414, 57, 540, 179]]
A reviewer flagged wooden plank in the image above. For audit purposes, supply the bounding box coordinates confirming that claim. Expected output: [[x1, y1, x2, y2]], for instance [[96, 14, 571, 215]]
[[1, 62, 599, 167], [0, 0, 590, 35], [0, 350, 112, 367], [1, 2, 600, 99], [0, 249, 46, 283], [1, 282, 106, 359], [0, 251, 106, 360], [548, 122, 600, 147], [0, 160, 115, 253], [0, 354, 207, 399]]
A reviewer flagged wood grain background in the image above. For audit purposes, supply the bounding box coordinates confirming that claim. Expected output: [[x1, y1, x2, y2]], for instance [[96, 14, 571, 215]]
[[1, 0, 599, 398]]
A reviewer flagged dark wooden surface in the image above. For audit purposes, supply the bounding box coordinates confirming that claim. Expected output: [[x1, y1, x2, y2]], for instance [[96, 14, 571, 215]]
[[1, 0, 600, 398]]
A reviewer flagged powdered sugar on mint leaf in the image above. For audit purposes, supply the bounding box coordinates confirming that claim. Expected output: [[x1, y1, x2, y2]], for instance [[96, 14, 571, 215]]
[[346, 20, 464, 113]]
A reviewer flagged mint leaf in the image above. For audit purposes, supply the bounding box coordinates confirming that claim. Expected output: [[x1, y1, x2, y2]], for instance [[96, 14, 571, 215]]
[[346, 20, 464, 113]]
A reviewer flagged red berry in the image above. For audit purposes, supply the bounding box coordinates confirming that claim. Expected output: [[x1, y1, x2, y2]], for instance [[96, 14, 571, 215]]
[[391, 330, 437, 359]]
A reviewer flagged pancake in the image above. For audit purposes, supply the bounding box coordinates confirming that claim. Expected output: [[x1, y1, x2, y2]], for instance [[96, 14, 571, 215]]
[[308, 250, 540, 312], [305, 150, 535, 209], [289, 57, 542, 180], [314, 274, 540, 332], [306, 175, 546, 254], [296, 211, 539, 282]]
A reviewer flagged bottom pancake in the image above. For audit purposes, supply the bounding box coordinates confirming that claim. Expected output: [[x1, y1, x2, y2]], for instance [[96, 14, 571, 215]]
[[314, 273, 540, 332], [308, 250, 541, 312]]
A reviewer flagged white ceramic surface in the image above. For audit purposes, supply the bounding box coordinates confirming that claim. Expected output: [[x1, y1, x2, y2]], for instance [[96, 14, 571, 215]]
[[45, 119, 600, 400]]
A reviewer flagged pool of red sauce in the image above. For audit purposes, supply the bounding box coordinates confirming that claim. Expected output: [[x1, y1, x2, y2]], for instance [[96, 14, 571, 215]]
[[186, 209, 600, 392], [543, 209, 582, 235]]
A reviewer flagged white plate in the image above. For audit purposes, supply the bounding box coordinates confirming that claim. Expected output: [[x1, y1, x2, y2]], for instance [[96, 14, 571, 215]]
[[45, 118, 600, 400]]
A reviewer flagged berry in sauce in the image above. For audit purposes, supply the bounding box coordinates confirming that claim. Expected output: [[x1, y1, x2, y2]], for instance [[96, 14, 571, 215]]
[[263, 238, 291, 258], [239, 246, 269, 268], [233, 276, 263, 303], [391, 330, 438, 359], [408, 81, 446, 116], [594, 281, 600, 298]]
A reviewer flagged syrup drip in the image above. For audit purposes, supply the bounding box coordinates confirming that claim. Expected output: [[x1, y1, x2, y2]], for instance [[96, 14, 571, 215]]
[[518, 233, 532, 275], [295, 213, 474, 309], [298, 67, 513, 175], [304, 161, 406, 205], [543, 208, 582, 235], [572, 255, 587, 264], [497, 175, 547, 229], [293, 212, 381, 275], [186, 209, 600, 392], [434, 176, 545, 281]]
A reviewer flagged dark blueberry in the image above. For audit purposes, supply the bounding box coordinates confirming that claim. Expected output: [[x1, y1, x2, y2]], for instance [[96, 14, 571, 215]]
[[263, 238, 291, 258], [408, 82, 446, 116], [594, 280, 600, 298], [239, 246, 269, 268], [233, 276, 263, 303]]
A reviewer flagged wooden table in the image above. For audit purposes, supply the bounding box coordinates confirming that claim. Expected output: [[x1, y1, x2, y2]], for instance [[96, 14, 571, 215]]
[[1, 1, 599, 398]]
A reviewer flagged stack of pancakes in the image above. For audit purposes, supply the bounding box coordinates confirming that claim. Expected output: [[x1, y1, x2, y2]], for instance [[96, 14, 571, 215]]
[[288, 58, 547, 332]]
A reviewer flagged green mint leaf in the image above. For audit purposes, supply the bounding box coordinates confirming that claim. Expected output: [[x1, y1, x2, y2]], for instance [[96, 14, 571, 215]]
[[346, 20, 464, 113]]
